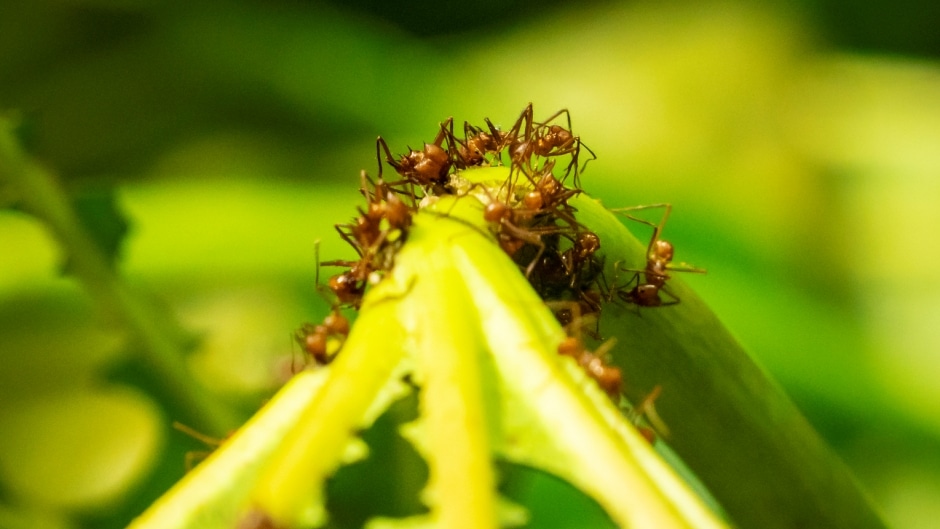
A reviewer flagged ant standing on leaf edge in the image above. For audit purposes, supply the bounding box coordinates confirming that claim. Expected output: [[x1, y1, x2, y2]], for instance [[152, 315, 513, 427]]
[[607, 203, 705, 309]]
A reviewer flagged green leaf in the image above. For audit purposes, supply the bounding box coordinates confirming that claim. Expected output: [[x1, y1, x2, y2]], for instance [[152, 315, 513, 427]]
[[570, 192, 889, 529], [134, 163, 884, 528], [126, 369, 332, 529], [128, 167, 730, 529]]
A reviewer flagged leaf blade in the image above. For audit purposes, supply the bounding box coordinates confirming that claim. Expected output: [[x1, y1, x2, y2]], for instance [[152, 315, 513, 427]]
[[575, 193, 889, 529]]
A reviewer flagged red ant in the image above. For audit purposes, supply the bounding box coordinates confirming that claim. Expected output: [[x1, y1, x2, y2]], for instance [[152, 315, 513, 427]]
[[514, 162, 584, 231], [294, 242, 356, 365], [561, 231, 601, 284], [477, 176, 577, 278], [445, 118, 510, 168], [376, 117, 455, 190], [295, 307, 350, 365], [505, 105, 595, 187], [557, 335, 622, 399], [323, 171, 417, 308], [608, 204, 704, 307], [553, 295, 619, 397]]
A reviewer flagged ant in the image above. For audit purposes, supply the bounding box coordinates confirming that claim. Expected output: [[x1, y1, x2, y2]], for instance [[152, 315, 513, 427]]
[[376, 117, 455, 191], [513, 161, 584, 232], [506, 105, 595, 187], [445, 118, 510, 169], [525, 225, 603, 307], [295, 307, 350, 365], [477, 174, 580, 278], [553, 296, 619, 398], [560, 231, 602, 287], [557, 335, 622, 399], [294, 242, 355, 365], [608, 203, 704, 307], [323, 171, 417, 308]]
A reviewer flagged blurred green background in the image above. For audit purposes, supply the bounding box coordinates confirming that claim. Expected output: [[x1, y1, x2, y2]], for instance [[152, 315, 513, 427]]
[[1, 0, 939, 527]]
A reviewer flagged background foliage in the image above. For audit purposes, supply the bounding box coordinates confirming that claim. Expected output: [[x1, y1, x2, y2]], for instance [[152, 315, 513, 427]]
[[1, 0, 938, 528]]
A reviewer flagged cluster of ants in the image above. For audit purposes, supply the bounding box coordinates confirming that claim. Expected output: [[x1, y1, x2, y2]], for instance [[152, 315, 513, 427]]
[[295, 105, 700, 440]]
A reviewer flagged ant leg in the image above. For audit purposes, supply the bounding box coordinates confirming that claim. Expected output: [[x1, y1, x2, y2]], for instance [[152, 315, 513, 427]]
[[173, 421, 223, 447], [608, 203, 672, 229], [375, 137, 390, 180], [513, 159, 541, 189], [631, 385, 670, 438], [536, 107, 572, 130], [359, 169, 380, 202], [483, 117, 508, 163], [508, 103, 535, 140], [612, 270, 643, 311], [524, 237, 547, 279], [333, 225, 365, 258], [496, 219, 546, 278], [609, 203, 672, 256], [444, 119, 469, 162], [314, 239, 321, 286], [433, 116, 455, 148], [657, 284, 681, 306], [576, 139, 597, 182]]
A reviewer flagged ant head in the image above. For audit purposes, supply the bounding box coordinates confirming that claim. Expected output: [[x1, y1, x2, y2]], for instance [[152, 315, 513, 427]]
[[651, 239, 674, 262]]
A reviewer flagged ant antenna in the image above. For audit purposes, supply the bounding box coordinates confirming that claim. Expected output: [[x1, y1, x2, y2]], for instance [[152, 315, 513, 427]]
[[314, 239, 322, 286]]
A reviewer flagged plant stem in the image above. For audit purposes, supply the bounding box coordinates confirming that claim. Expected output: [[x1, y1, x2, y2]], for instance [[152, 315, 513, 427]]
[[0, 118, 238, 434]]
